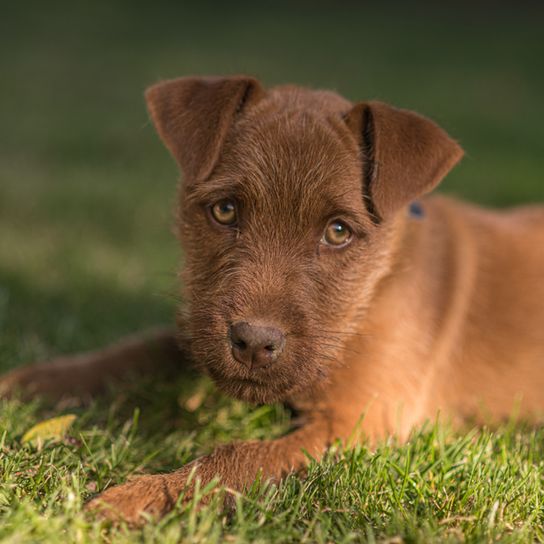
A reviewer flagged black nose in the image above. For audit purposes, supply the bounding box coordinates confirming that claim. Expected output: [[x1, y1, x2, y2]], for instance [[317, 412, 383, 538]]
[[229, 321, 286, 369]]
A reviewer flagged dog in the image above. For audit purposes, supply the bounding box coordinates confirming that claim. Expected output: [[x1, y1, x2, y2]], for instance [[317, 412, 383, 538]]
[[2, 76, 544, 524]]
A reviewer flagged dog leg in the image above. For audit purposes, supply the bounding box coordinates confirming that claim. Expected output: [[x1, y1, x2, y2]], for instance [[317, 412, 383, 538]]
[[86, 420, 330, 524], [0, 327, 186, 400]]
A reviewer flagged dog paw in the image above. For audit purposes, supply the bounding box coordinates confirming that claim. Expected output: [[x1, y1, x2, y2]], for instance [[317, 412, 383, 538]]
[[85, 464, 201, 525], [0, 366, 38, 399], [86, 474, 181, 525], [0, 356, 96, 401], [0, 365, 78, 401]]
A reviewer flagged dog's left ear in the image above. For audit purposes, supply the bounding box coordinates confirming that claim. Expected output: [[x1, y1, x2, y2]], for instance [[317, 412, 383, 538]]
[[145, 76, 264, 182], [344, 101, 463, 220]]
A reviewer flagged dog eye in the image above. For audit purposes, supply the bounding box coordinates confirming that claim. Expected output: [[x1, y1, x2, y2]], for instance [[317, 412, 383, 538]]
[[210, 199, 237, 226], [322, 220, 352, 247]]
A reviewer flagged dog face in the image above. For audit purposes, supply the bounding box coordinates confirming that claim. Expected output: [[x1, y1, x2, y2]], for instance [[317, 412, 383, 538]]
[[146, 77, 463, 403]]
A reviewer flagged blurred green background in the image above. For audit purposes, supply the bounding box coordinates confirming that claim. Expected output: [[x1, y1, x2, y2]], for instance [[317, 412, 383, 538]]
[[1, 1, 543, 371]]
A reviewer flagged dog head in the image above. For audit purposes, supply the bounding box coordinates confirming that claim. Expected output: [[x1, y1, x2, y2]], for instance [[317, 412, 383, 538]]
[[145, 76, 463, 403]]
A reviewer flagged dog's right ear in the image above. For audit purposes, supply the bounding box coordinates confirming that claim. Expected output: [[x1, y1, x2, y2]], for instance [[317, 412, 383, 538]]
[[344, 101, 463, 221], [145, 76, 264, 182]]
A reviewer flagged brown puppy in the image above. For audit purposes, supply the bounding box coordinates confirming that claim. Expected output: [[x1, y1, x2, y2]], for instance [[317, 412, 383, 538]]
[[2, 76, 544, 524]]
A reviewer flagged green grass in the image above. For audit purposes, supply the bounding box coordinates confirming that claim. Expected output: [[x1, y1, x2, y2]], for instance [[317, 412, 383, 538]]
[[2, 391, 544, 542], [1, 2, 544, 541]]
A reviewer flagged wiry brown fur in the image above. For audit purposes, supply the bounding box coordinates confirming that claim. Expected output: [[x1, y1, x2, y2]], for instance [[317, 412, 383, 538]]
[[1, 76, 543, 525]]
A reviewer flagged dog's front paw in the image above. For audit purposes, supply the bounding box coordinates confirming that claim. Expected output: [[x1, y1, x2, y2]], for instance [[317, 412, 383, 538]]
[[86, 475, 176, 525], [0, 365, 41, 399], [85, 463, 201, 525], [0, 359, 83, 400]]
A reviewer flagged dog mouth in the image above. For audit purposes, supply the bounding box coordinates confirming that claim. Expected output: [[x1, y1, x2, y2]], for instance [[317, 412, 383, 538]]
[[195, 327, 298, 403], [187, 311, 338, 403], [205, 335, 334, 404], [206, 362, 292, 403]]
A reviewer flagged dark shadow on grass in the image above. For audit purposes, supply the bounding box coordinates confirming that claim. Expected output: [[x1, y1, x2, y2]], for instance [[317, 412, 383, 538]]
[[0, 266, 177, 369]]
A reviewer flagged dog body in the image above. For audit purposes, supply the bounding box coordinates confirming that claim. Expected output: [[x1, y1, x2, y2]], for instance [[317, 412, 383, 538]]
[[299, 196, 544, 444], [2, 77, 543, 522]]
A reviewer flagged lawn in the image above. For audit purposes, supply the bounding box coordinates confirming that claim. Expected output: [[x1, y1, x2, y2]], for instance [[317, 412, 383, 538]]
[[1, 2, 544, 542]]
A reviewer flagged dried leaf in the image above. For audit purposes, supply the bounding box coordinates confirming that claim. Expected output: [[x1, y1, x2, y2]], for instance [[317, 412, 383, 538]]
[[22, 414, 77, 445]]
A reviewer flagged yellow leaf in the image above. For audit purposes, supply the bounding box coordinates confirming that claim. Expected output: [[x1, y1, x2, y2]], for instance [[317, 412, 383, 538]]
[[22, 414, 77, 444]]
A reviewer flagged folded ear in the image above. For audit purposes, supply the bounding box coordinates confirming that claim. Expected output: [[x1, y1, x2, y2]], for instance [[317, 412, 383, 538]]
[[344, 101, 463, 221], [145, 76, 264, 182]]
